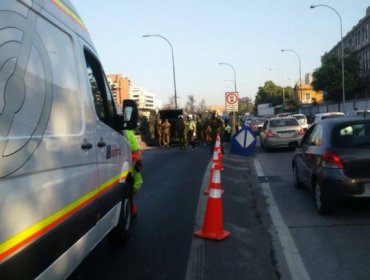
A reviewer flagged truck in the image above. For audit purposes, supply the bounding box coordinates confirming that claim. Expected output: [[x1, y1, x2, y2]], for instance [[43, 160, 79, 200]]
[[0, 1, 138, 279], [257, 103, 275, 117]]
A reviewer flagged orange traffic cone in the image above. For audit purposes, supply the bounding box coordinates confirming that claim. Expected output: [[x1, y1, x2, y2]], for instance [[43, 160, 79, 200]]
[[195, 169, 230, 240], [204, 161, 223, 195], [213, 148, 224, 172], [215, 133, 224, 158]]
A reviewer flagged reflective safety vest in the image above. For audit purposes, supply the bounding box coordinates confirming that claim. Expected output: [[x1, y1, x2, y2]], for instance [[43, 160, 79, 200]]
[[124, 130, 142, 161]]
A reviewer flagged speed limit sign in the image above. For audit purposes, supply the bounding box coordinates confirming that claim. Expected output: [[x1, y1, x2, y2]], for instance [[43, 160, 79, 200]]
[[225, 92, 239, 112]]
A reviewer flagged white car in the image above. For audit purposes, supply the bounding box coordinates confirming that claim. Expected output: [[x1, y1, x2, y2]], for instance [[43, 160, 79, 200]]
[[311, 112, 345, 126], [293, 114, 309, 130]]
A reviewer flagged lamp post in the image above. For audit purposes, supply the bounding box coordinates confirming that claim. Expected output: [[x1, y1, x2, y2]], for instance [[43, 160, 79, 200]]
[[281, 49, 302, 104], [218, 62, 237, 134], [310, 4, 346, 113], [142, 34, 178, 109], [218, 63, 237, 92], [269, 67, 285, 110]]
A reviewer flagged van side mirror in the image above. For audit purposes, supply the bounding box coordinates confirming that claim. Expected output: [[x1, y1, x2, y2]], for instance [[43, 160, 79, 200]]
[[122, 99, 138, 130]]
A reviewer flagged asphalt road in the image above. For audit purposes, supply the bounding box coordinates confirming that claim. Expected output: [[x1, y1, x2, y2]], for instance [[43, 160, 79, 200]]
[[71, 144, 211, 280], [255, 138, 370, 280]]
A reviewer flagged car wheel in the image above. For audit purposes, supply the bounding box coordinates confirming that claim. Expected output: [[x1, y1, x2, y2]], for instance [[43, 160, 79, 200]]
[[108, 185, 133, 245], [292, 164, 303, 189], [314, 181, 330, 215]]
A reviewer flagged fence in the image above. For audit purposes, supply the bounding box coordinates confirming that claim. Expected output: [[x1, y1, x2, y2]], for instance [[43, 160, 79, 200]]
[[300, 97, 370, 116]]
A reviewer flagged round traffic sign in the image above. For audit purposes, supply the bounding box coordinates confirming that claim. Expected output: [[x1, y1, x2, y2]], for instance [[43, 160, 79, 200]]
[[226, 92, 238, 105]]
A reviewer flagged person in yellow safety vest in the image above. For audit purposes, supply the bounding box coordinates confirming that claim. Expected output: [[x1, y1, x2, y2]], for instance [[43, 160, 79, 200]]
[[124, 129, 143, 216]]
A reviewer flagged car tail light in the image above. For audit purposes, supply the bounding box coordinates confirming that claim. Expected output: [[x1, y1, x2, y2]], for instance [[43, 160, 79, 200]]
[[298, 128, 305, 135], [322, 150, 344, 169], [265, 130, 274, 137]]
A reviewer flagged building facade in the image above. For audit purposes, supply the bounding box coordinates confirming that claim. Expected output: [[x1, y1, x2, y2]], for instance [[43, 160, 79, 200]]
[[297, 82, 324, 105], [326, 6, 370, 98], [106, 74, 130, 107], [129, 86, 160, 117]]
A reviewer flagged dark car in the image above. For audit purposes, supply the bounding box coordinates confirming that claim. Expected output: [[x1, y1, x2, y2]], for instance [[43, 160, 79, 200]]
[[292, 116, 370, 215]]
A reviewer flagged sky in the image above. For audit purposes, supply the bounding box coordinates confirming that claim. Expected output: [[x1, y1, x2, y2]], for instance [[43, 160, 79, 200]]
[[73, 0, 370, 108]]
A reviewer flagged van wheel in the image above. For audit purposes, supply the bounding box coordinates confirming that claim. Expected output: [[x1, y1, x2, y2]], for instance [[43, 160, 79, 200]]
[[292, 164, 303, 189], [108, 187, 133, 245], [314, 181, 330, 215]]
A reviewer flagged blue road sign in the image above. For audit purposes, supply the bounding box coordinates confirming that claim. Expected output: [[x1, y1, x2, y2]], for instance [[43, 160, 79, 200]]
[[230, 125, 256, 156]]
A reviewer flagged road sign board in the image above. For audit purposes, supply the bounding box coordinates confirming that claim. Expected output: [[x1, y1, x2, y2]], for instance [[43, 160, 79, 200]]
[[230, 125, 256, 156], [225, 92, 239, 112]]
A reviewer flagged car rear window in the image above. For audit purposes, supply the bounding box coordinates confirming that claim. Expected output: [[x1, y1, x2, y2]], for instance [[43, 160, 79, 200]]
[[333, 122, 370, 147], [270, 118, 299, 127], [321, 114, 344, 120]]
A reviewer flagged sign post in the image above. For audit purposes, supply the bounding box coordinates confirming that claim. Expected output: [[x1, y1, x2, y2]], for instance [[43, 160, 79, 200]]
[[225, 92, 239, 135]]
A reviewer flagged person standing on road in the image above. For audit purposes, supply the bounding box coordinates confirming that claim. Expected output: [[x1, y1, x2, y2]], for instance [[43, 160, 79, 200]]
[[186, 115, 197, 151], [177, 115, 187, 150], [224, 122, 232, 142], [124, 130, 143, 216], [156, 119, 162, 147], [208, 111, 223, 154], [162, 119, 171, 147]]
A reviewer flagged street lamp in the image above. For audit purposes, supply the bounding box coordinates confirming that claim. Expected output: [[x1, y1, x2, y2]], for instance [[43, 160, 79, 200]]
[[281, 49, 302, 104], [142, 34, 178, 109], [310, 4, 346, 113], [218, 63, 237, 92], [269, 67, 285, 110], [218, 62, 237, 134]]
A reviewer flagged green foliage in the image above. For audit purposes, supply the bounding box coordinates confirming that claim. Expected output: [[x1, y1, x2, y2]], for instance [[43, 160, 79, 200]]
[[312, 54, 360, 102], [238, 96, 253, 115], [254, 80, 294, 106]]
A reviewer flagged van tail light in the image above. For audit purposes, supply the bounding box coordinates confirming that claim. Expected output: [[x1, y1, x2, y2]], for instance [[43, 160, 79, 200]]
[[322, 150, 344, 169], [298, 128, 305, 135], [265, 130, 274, 137]]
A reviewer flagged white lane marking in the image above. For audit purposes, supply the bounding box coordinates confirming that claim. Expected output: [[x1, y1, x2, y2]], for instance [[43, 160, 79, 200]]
[[185, 160, 211, 280], [254, 158, 311, 280]]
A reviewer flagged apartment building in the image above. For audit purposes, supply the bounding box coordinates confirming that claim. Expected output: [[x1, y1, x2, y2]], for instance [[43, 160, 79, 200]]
[[106, 74, 130, 107], [129, 86, 159, 111], [326, 6, 370, 97]]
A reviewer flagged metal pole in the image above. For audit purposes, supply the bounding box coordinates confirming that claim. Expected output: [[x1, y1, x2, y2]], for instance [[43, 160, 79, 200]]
[[281, 49, 302, 105], [143, 34, 178, 109], [310, 4, 346, 113], [219, 62, 238, 134]]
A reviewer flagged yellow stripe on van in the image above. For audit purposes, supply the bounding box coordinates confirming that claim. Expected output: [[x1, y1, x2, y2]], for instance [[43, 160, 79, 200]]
[[51, 0, 87, 30], [0, 170, 129, 263]]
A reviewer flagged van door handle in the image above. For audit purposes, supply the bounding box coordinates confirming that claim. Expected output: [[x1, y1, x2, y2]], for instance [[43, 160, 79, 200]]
[[97, 140, 106, 148], [81, 142, 93, 151]]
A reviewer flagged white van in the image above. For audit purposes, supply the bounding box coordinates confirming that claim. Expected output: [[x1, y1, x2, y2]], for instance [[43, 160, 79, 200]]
[[0, 1, 138, 279]]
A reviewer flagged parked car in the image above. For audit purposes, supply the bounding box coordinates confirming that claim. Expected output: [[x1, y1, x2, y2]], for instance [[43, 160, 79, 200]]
[[347, 109, 370, 117], [311, 112, 345, 125], [260, 117, 305, 150], [292, 116, 370, 215], [293, 114, 309, 130]]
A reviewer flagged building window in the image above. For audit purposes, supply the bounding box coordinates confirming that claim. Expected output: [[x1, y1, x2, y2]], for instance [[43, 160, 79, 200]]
[[305, 93, 311, 102]]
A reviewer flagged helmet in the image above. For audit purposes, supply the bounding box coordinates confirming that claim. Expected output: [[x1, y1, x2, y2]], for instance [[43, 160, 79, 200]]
[[187, 114, 192, 119], [178, 115, 183, 119]]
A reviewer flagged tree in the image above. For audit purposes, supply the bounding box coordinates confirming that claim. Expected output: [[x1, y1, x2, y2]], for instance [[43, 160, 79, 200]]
[[312, 54, 360, 102], [185, 95, 196, 115], [254, 81, 292, 106], [238, 96, 253, 115], [197, 98, 207, 114], [163, 96, 175, 109]]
